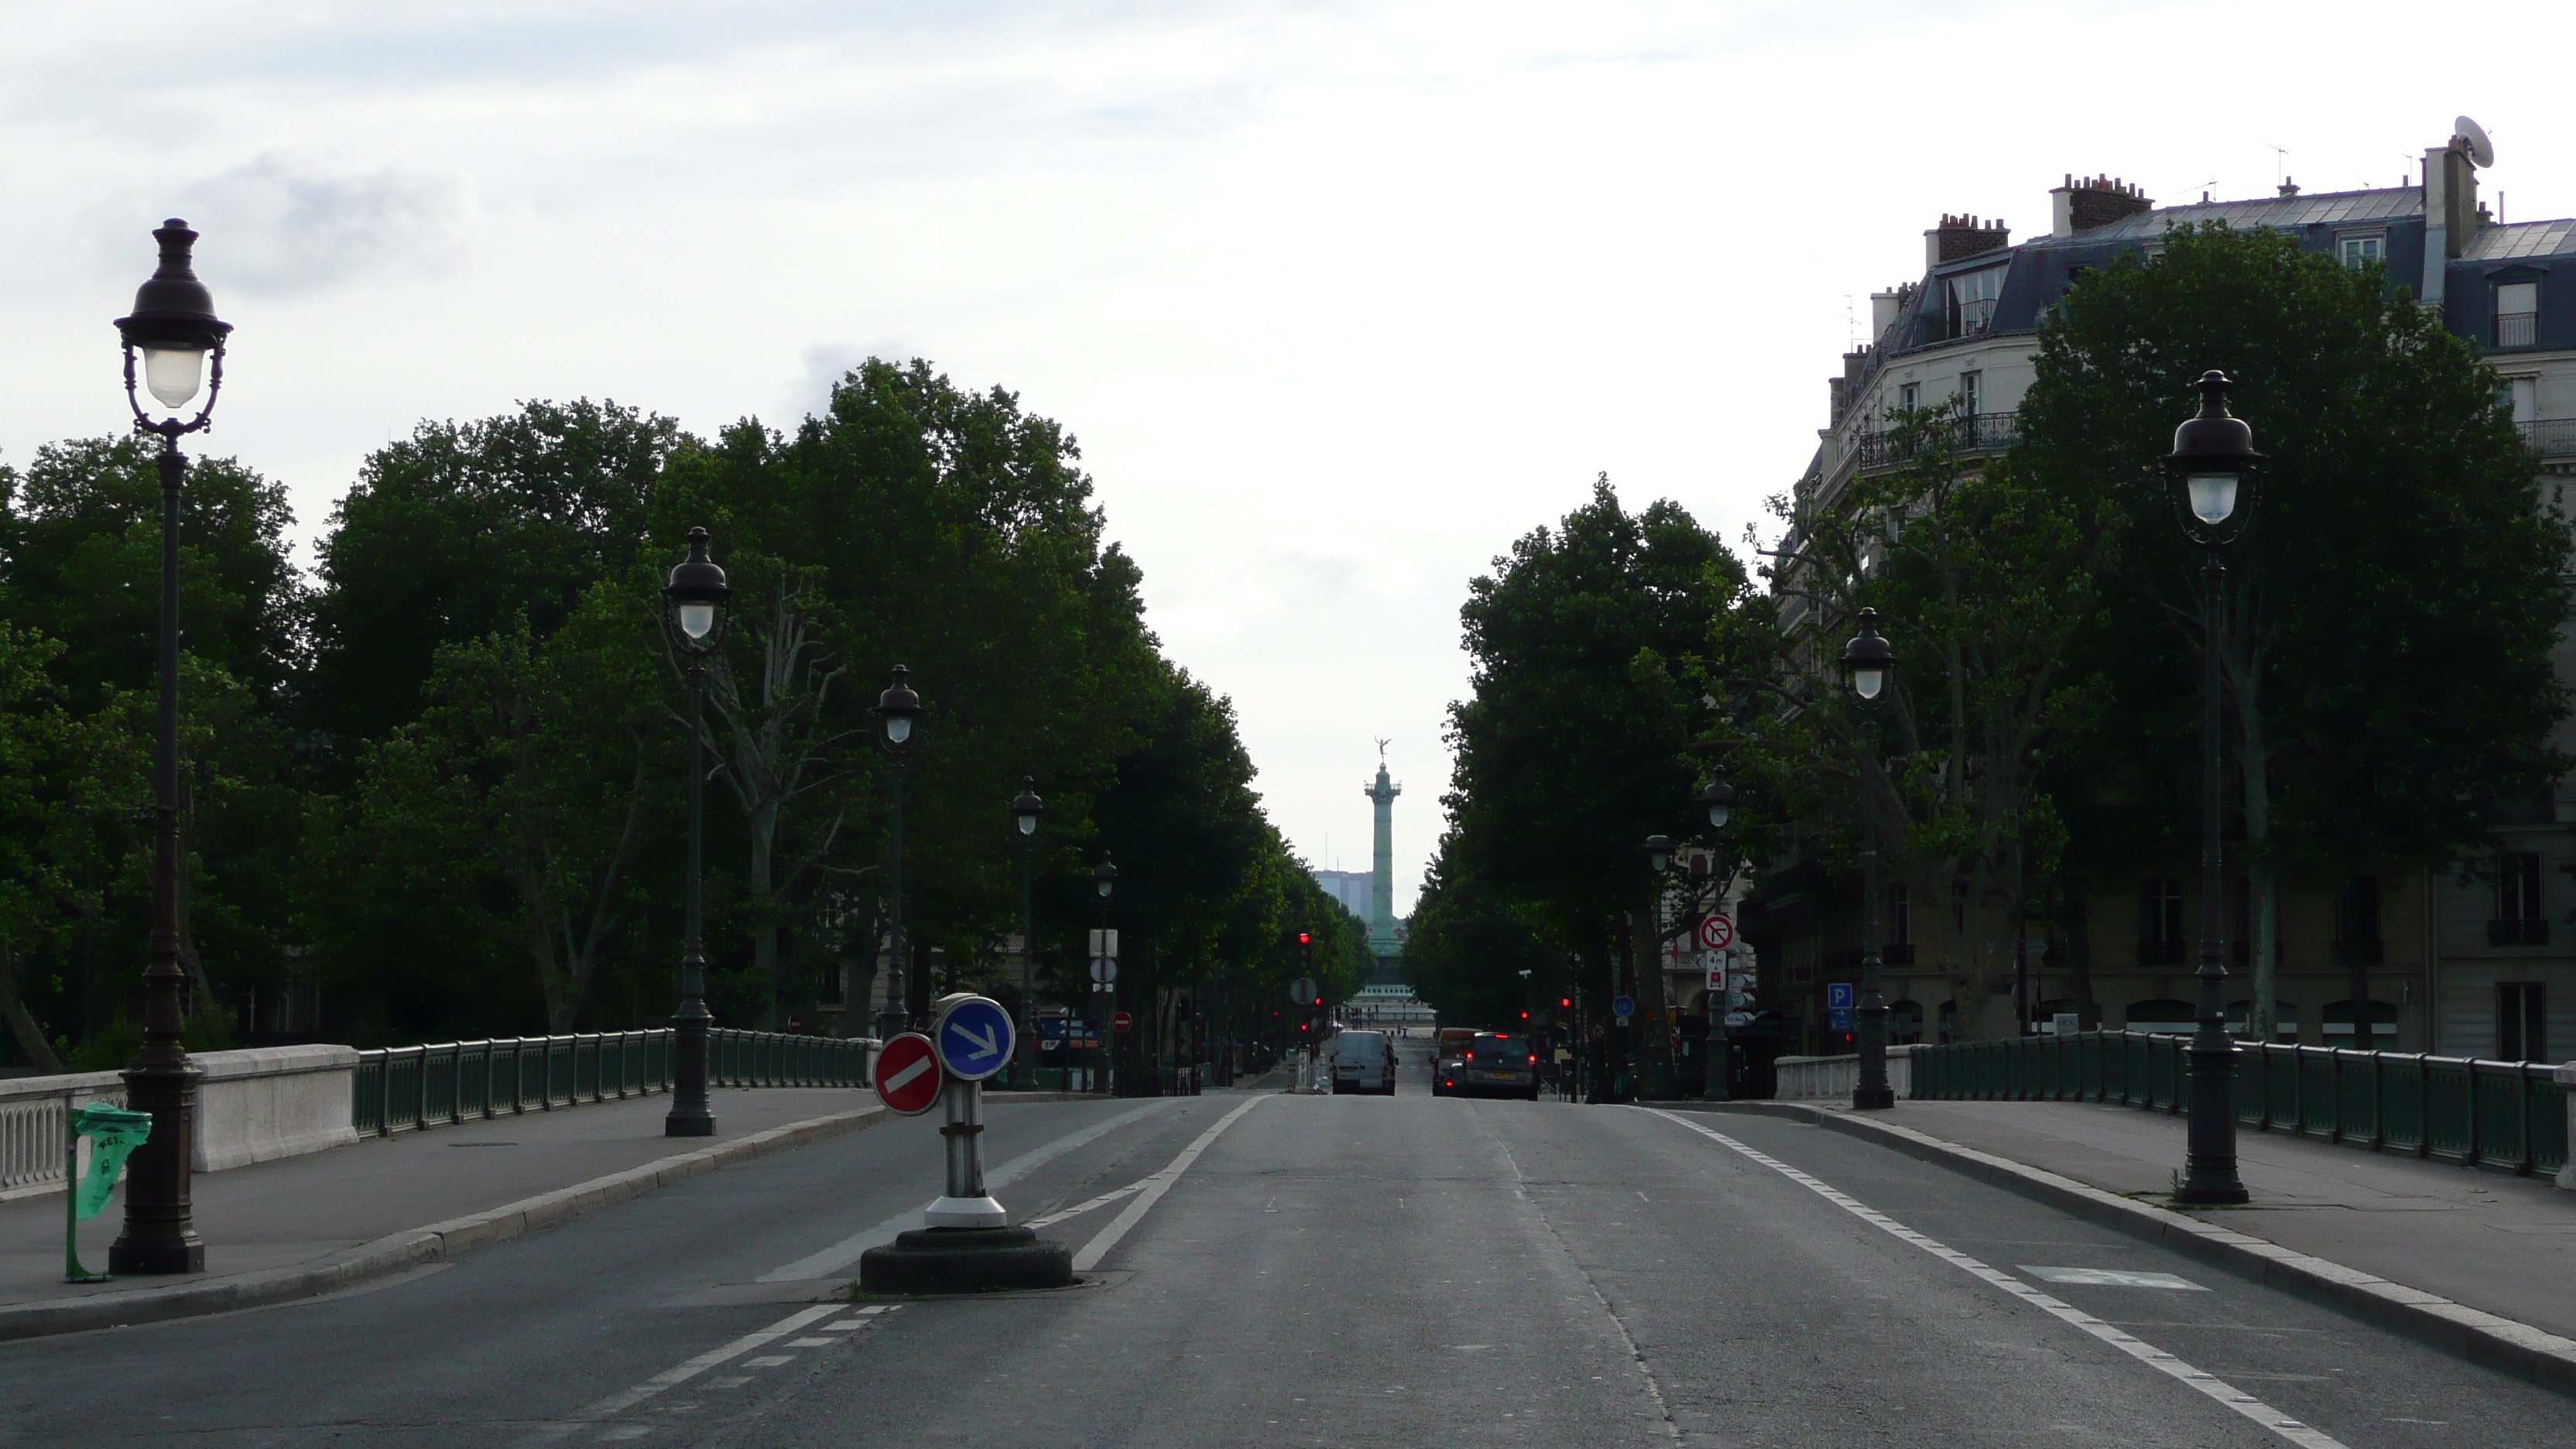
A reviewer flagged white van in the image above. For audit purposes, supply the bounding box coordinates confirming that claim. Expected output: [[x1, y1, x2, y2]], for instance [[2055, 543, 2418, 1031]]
[[1330, 1029, 1396, 1095]]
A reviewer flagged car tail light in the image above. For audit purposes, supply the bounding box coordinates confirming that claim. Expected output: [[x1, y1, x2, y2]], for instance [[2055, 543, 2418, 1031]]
[[1527, 1053, 1536, 1064]]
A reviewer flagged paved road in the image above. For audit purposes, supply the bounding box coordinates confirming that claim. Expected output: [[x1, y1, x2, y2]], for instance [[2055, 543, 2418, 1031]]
[[0, 1088, 2561, 1447]]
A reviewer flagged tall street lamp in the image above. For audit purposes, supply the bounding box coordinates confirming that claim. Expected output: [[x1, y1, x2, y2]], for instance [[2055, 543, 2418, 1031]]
[[1094, 855, 1118, 1094], [662, 528, 730, 1136], [1842, 609, 1896, 1110], [874, 667, 924, 1040], [110, 219, 231, 1276], [1699, 769, 1736, 1101], [1011, 777, 1045, 1087], [2165, 370, 2261, 1206]]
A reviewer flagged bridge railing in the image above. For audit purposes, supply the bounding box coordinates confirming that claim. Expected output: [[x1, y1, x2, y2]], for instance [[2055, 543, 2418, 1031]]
[[1906, 1029, 2568, 1179], [352, 1029, 868, 1137]]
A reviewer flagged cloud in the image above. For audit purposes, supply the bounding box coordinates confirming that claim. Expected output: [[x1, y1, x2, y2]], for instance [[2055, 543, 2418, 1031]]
[[107, 152, 476, 299], [786, 338, 924, 424]]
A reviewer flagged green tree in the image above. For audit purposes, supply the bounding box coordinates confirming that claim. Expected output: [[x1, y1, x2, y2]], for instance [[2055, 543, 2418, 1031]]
[[2016, 224, 2571, 1035]]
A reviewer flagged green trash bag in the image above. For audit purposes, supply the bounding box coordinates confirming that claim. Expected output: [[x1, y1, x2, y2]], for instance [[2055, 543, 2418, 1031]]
[[70, 1103, 153, 1221]]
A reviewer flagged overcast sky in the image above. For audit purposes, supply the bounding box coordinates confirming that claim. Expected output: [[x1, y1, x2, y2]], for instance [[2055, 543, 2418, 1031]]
[[5, 1, 2570, 919]]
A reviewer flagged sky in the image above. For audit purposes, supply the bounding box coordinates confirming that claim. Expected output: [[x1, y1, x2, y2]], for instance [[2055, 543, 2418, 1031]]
[[5, 0, 2573, 920]]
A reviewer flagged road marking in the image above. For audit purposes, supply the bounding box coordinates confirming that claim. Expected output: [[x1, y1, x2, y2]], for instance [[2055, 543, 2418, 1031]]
[[759, 1098, 1186, 1280], [742, 1356, 793, 1368], [1072, 1096, 1267, 1271], [2025, 1266, 2206, 1290], [1023, 1178, 1151, 1227], [1644, 1110, 2350, 1449], [520, 1304, 846, 1441]]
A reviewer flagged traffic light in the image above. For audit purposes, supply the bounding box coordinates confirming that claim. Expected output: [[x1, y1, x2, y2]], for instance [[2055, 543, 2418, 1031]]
[[1519, 1010, 1530, 1022], [1297, 931, 1313, 973]]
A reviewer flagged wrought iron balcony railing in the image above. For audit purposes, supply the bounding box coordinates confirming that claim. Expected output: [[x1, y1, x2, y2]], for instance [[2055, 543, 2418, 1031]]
[[1853, 413, 2019, 474]]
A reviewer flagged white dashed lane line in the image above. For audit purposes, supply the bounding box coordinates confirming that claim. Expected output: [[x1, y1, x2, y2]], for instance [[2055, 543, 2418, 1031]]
[[1643, 1109, 2352, 1449], [519, 1304, 903, 1445]]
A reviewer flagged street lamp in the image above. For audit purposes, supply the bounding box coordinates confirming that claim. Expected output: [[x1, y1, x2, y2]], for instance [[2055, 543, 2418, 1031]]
[[1094, 855, 1118, 1094], [1841, 608, 1896, 1110], [1010, 777, 1044, 1087], [1698, 771, 1735, 831], [110, 219, 231, 1276], [661, 528, 730, 1137], [874, 667, 925, 1040], [2163, 370, 2261, 1206]]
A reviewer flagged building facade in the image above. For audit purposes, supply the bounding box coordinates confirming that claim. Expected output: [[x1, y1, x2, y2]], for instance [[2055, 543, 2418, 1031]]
[[1754, 127, 2576, 1064]]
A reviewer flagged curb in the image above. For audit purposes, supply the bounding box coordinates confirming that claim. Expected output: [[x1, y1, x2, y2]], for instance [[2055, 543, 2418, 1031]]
[[1680, 1101, 2576, 1396], [0, 1103, 895, 1342]]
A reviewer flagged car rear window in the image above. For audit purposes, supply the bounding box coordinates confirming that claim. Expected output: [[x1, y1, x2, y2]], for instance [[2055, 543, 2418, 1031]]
[[1468, 1036, 1524, 1062]]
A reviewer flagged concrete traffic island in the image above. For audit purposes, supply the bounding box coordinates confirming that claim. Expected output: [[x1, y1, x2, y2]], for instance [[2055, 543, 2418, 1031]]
[[858, 1225, 1073, 1293]]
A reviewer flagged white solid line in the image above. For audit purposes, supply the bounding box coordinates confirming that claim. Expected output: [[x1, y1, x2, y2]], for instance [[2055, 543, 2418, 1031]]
[[1643, 1110, 2349, 1449], [522, 1303, 848, 1440], [1023, 1178, 1150, 1228], [1072, 1096, 1266, 1273], [758, 1098, 1186, 1281]]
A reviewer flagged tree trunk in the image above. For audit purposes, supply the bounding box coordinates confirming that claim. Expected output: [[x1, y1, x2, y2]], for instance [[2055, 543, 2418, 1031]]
[[0, 945, 66, 1074]]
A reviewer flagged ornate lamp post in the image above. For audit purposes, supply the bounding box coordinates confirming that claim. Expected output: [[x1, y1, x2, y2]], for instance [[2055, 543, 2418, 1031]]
[[1094, 855, 1118, 1094], [109, 219, 231, 1276], [2164, 370, 2261, 1206], [1699, 769, 1736, 1101], [874, 667, 925, 1040], [662, 529, 730, 1137], [1842, 609, 1896, 1110], [1010, 777, 1045, 1086]]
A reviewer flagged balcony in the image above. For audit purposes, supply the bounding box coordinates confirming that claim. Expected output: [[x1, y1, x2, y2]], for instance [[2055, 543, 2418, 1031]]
[[2518, 419, 2576, 461], [2488, 917, 2551, 947], [1854, 413, 2019, 474]]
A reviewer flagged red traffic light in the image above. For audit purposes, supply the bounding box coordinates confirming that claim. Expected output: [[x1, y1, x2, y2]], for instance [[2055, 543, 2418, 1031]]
[[1559, 997, 1571, 1009], [1297, 932, 1310, 945], [1519, 1010, 1530, 1020]]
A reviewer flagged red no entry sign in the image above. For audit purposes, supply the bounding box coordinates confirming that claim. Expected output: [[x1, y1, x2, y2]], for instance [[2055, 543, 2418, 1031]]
[[1112, 1010, 1134, 1034], [1697, 913, 1735, 952], [873, 1032, 942, 1115]]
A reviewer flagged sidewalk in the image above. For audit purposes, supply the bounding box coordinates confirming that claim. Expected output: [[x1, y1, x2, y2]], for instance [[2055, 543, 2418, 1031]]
[[0, 1086, 879, 1335], [1709, 1095, 2576, 1361]]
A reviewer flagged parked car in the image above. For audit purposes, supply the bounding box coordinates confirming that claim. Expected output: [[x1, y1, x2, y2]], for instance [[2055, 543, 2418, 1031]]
[[1454, 1032, 1540, 1100], [1330, 1029, 1396, 1095], [1430, 1026, 1478, 1097]]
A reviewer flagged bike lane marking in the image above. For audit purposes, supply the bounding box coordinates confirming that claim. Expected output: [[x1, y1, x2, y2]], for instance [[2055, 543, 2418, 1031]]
[[1643, 1109, 2349, 1449], [1071, 1096, 1267, 1272]]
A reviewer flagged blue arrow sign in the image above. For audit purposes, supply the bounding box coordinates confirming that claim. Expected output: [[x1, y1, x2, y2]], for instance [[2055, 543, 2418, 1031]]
[[934, 995, 1016, 1081], [1611, 995, 1636, 1021]]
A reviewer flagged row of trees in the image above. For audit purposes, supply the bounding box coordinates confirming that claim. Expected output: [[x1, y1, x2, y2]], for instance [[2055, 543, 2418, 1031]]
[[1410, 224, 2571, 1042], [0, 359, 1366, 1067]]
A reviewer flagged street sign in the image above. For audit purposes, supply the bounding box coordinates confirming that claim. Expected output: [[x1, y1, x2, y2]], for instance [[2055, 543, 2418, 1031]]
[[1696, 913, 1735, 952], [1827, 981, 1855, 1032], [1037, 1018, 1067, 1046], [1724, 1011, 1754, 1029], [1588, 1022, 1606, 1040], [1288, 977, 1315, 1005], [1611, 994, 1636, 1021], [873, 1032, 942, 1115], [933, 995, 1016, 1081], [1088, 927, 1120, 958], [1112, 1010, 1134, 1033], [1090, 957, 1118, 985]]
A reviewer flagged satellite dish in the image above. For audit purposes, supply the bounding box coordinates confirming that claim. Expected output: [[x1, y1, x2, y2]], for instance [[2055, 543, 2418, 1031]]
[[2455, 115, 2496, 169]]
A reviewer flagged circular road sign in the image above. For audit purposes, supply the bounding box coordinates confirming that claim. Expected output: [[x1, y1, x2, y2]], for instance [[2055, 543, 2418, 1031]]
[[873, 1032, 942, 1115], [1089, 957, 1118, 985], [933, 995, 1016, 1082], [1611, 994, 1636, 1020], [1288, 977, 1315, 1005], [1112, 1010, 1135, 1034], [1697, 913, 1735, 952]]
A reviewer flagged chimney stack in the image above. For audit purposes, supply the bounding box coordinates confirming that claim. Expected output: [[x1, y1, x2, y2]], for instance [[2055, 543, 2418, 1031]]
[[1924, 214, 2011, 272], [2050, 175, 2154, 237]]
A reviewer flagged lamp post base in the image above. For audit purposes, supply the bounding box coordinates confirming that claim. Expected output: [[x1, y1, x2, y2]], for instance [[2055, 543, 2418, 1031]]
[[107, 1237, 204, 1276], [664, 1110, 716, 1137], [858, 1226, 1074, 1294], [1851, 1083, 1895, 1110]]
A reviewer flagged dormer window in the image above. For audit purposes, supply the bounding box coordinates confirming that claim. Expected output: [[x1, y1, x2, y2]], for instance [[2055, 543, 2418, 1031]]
[[2339, 233, 2385, 269], [1945, 266, 2006, 338], [2496, 279, 2540, 348]]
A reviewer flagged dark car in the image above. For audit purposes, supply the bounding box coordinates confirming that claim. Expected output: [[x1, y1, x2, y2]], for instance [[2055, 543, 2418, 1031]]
[[1454, 1032, 1540, 1100]]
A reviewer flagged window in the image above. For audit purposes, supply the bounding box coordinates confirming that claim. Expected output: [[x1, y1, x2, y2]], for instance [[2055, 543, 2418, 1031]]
[[2496, 279, 2539, 348], [1951, 879, 1968, 933], [1897, 382, 1920, 412], [2136, 879, 2184, 964], [2499, 981, 2547, 1062], [2339, 234, 2384, 269], [1958, 370, 1982, 416], [2490, 853, 2548, 945], [1889, 884, 1912, 947], [2335, 875, 2382, 966], [2504, 375, 2538, 424], [1945, 266, 2006, 338]]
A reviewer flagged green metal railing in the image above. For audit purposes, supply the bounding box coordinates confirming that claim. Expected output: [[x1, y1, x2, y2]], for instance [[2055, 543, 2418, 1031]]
[[352, 1029, 868, 1137], [1908, 1029, 2567, 1178]]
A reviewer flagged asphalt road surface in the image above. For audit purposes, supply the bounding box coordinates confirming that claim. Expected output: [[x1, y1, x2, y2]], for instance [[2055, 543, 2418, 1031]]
[[0, 1077, 2563, 1447]]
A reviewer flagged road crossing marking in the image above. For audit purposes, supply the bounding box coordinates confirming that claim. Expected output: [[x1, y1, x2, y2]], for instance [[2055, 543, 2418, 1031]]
[[1643, 1110, 2352, 1449], [759, 1098, 1186, 1281], [1072, 1095, 1267, 1272]]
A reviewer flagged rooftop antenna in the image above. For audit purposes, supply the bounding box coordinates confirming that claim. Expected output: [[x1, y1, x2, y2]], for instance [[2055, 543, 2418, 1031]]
[[1845, 294, 1857, 352], [2455, 115, 2496, 168], [2266, 142, 2287, 188]]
